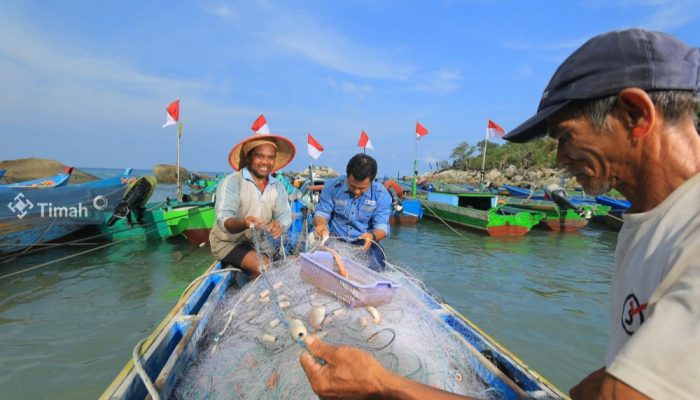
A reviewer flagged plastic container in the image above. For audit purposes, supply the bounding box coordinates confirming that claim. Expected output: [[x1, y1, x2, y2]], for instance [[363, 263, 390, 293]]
[[300, 251, 401, 308]]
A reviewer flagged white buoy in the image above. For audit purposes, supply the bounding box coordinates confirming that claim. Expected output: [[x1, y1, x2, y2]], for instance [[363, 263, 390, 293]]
[[289, 319, 307, 340]]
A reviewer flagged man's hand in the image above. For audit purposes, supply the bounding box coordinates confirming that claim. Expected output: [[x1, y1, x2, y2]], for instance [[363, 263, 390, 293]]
[[314, 223, 329, 239], [243, 215, 261, 230], [570, 368, 606, 399], [266, 221, 282, 238], [300, 335, 387, 399], [357, 232, 373, 251]]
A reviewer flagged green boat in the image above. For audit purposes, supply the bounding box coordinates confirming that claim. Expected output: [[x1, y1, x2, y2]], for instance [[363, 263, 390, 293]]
[[100, 203, 174, 241], [421, 192, 545, 236], [502, 197, 611, 231], [161, 202, 215, 245]]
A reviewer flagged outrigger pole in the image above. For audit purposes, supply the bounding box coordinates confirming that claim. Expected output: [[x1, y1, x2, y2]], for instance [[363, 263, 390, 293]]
[[479, 123, 489, 191], [412, 134, 418, 199], [176, 121, 183, 202]]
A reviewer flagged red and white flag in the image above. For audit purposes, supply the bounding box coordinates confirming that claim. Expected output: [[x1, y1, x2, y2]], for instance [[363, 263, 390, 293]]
[[307, 133, 324, 160], [251, 114, 270, 134], [162, 99, 180, 128], [416, 121, 429, 139], [487, 119, 505, 139], [358, 130, 374, 150]]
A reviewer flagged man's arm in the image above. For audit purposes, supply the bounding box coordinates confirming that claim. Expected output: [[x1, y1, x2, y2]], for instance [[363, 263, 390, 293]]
[[300, 335, 475, 400], [312, 179, 336, 237], [570, 368, 649, 400]]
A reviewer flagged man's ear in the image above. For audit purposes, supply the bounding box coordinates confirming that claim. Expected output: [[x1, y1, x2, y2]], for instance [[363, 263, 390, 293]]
[[617, 88, 656, 140]]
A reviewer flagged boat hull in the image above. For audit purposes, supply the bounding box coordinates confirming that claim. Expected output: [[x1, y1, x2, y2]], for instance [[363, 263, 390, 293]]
[[422, 200, 544, 237], [101, 260, 566, 399]]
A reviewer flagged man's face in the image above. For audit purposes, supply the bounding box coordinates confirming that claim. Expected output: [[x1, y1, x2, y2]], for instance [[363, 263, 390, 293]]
[[548, 113, 623, 195], [347, 174, 371, 198], [247, 143, 277, 179]]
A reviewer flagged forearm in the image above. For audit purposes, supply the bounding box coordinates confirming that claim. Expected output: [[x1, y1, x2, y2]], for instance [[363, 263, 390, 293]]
[[223, 217, 251, 234], [371, 229, 387, 242], [313, 215, 328, 230], [381, 372, 476, 400]]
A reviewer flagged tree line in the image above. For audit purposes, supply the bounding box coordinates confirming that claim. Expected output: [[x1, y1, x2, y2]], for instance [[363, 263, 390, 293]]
[[438, 137, 558, 172], [439, 104, 700, 173]]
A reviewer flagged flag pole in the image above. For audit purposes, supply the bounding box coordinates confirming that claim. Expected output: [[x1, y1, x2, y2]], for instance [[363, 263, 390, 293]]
[[176, 121, 183, 202], [479, 123, 489, 191], [412, 135, 418, 198]]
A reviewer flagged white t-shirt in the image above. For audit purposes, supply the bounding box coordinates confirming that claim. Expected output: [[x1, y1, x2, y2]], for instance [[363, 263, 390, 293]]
[[606, 173, 700, 399]]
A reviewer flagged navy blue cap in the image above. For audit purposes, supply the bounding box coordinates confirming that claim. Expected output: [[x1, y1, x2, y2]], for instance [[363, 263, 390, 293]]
[[504, 29, 700, 143]]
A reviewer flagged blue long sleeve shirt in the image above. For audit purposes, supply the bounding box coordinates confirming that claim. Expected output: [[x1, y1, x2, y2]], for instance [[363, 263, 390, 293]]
[[314, 176, 392, 239]]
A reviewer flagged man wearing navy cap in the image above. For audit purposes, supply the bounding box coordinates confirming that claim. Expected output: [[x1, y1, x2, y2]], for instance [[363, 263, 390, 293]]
[[298, 29, 700, 400]]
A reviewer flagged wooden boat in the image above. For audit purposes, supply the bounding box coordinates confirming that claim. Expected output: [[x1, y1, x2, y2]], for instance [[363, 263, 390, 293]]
[[161, 201, 216, 245], [101, 259, 566, 399], [502, 197, 610, 231], [595, 195, 630, 229], [0, 167, 73, 189], [0, 168, 133, 254], [390, 198, 423, 224], [421, 192, 545, 236], [504, 184, 597, 206]]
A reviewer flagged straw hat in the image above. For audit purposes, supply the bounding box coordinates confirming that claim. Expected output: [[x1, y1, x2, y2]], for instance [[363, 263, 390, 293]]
[[228, 133, 296, 172]]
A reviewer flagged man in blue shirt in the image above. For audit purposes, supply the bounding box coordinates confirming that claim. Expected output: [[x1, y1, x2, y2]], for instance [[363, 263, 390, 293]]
[[313, 154, 392, 271]]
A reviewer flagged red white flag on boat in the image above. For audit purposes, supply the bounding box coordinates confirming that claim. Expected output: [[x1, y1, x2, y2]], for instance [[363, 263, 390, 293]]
[[307, 133, 324, 160], [487, 119, 505, 139], [358, 130, 374, 150], [162, 99, 180, 128], [416, 121, 429, 139], [251, 114, 271, 134]]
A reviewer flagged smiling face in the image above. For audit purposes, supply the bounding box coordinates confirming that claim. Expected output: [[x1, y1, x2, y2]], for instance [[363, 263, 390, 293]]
[[247, 143, 277, 180], [548, 112, 628, 195]]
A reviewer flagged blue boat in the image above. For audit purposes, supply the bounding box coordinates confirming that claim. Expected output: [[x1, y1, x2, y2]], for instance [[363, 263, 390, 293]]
[[0, 167, 74, 189], [0, 168, 133, 255], [102, 259, 566, 399], [0, 169, 5, 182]]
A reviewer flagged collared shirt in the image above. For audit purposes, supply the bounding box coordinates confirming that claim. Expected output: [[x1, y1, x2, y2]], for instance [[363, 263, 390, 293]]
[[314, 176, 391, 239], [214, 167, 292, 231]]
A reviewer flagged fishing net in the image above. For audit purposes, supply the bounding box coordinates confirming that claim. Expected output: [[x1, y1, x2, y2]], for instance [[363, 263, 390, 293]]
[[172, 229, 497, 399]]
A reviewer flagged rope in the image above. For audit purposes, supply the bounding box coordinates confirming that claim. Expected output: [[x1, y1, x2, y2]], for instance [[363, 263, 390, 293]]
[[0, 239, 127, 280], [0, 201, 214, 263], [132, 337, 161, 400], [420, 202, 470, 240]]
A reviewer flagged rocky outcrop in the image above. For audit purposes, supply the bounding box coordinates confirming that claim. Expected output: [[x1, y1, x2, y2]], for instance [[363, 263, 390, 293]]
[[0, 158, 98, 184], [293, 166, 339, 179], [154, 164, 189, 184], [421, 164, 578, 190]]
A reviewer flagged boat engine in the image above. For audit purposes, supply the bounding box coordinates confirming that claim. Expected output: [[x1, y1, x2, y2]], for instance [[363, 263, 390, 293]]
[[544, 184, 591, 218], [107, 175, 157, 226]]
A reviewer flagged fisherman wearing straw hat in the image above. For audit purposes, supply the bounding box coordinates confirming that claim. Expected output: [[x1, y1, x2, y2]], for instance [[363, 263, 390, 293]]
[[210, 132, 296, 277]]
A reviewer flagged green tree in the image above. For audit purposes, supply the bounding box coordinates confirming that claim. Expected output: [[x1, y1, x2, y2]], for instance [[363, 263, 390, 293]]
[[449, 141, 477, 170]]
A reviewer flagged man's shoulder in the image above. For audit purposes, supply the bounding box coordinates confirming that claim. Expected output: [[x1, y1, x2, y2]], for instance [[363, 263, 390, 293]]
[[327, 176, 345, 187]]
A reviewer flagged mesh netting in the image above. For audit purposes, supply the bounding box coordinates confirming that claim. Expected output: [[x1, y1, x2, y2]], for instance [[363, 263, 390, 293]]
[[172, 230, 497, 399]]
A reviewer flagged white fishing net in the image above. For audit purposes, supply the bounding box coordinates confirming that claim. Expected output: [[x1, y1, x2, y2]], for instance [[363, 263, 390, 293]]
[[172, 230, 497, 399]]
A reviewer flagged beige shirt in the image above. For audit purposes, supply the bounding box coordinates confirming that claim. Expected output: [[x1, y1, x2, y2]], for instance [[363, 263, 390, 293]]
[[606, 173, 700, 399]]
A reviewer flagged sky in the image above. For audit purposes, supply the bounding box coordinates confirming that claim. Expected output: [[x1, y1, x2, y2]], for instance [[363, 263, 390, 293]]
[[1, 0, 698, 177]]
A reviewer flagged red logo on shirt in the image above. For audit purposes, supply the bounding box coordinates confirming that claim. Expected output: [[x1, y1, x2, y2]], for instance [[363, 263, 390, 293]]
[[621, 293, 647, 335]]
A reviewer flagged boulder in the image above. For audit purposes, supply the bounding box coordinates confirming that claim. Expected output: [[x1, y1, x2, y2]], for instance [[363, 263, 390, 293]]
[[503, 165, 517, 179], [485, 169, 502, 182], [0, 158, 98, 184], [154, 164, 189, 183]]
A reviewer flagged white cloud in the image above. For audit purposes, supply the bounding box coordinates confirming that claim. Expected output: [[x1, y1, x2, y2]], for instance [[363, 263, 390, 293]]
[[205, 2, 415, 80], [411, 68, 462, 95]]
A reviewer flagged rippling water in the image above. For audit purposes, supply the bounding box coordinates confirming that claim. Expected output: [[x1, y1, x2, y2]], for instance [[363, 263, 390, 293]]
[[0, 173, 618, 398]]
